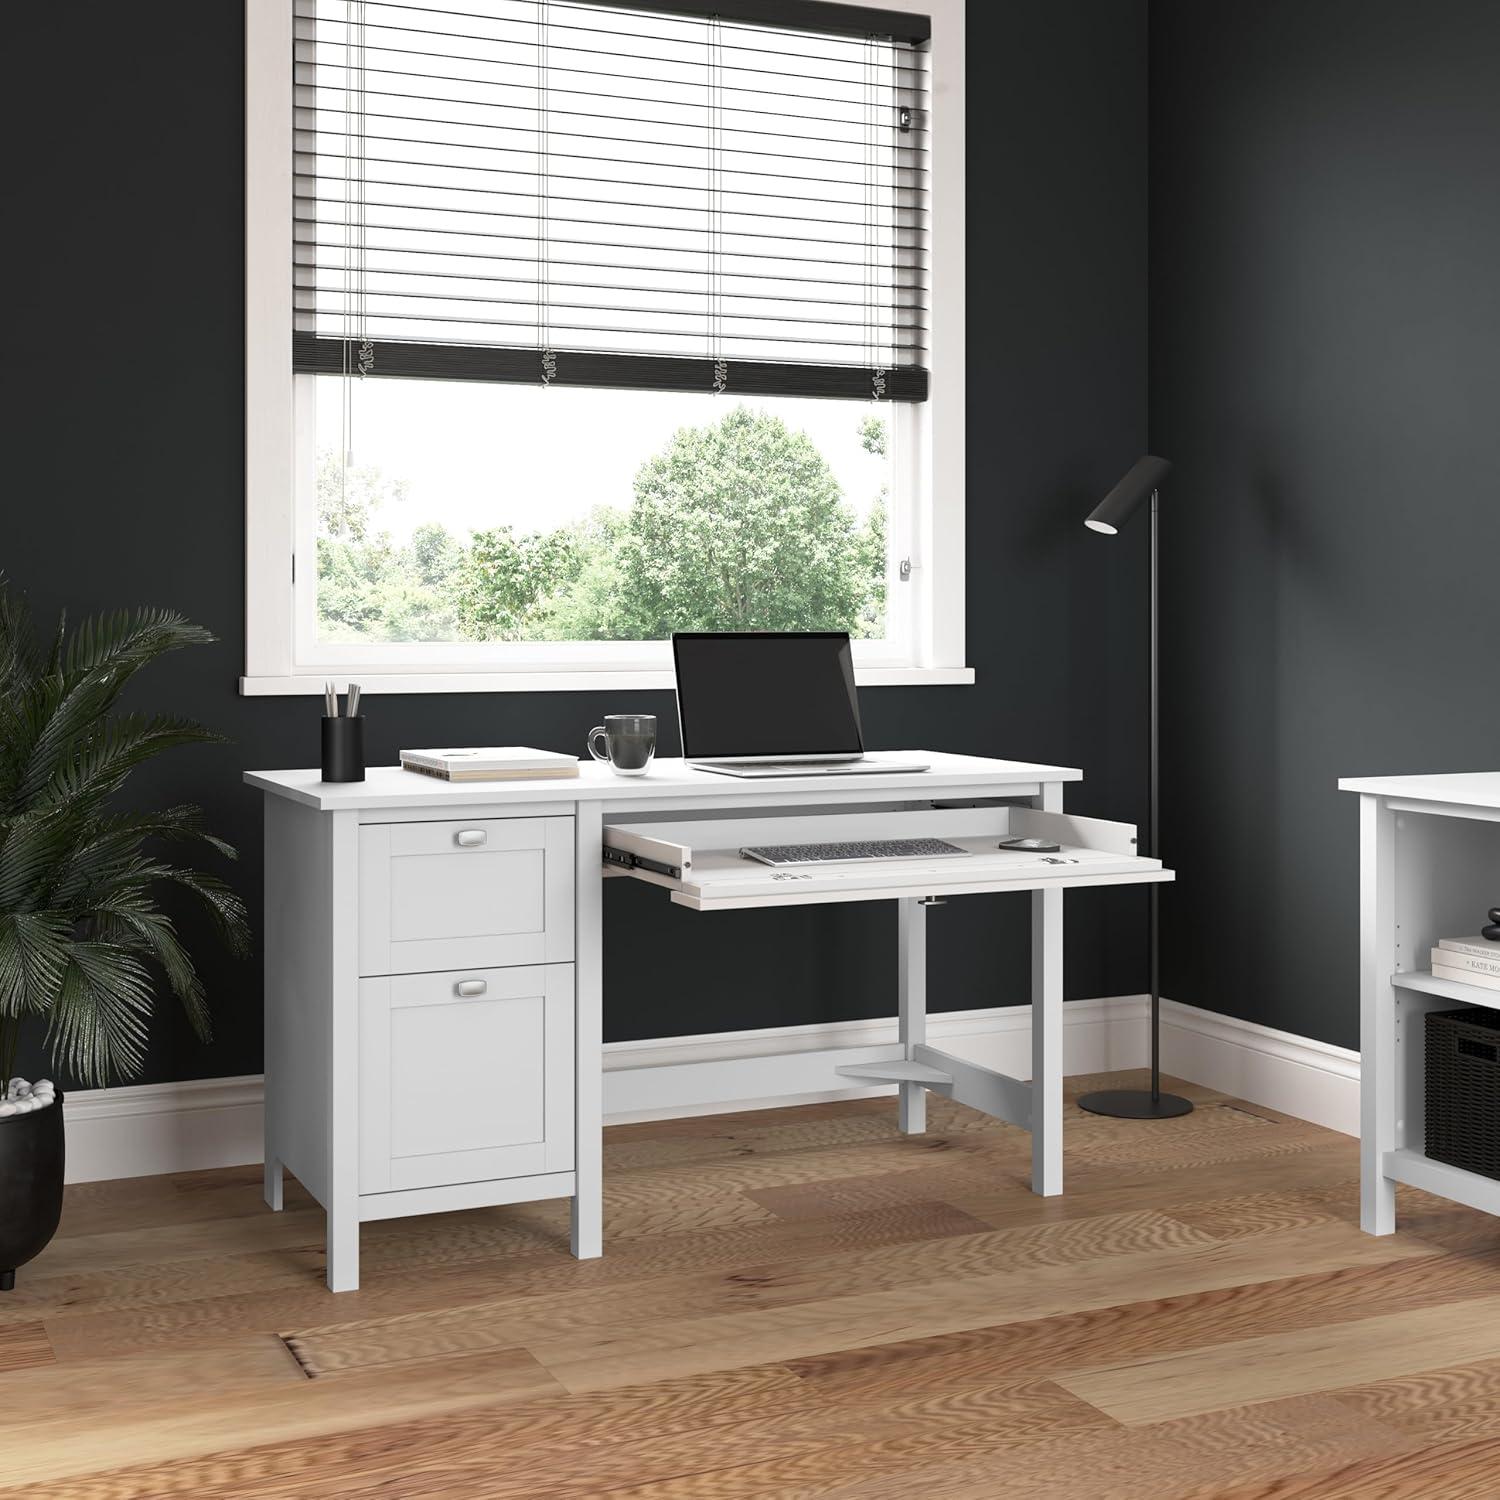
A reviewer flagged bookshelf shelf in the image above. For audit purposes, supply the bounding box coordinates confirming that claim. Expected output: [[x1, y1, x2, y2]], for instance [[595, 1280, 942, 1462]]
[[1385, 1147, 1500, 1218], [1390, 969, 1500, 1012]]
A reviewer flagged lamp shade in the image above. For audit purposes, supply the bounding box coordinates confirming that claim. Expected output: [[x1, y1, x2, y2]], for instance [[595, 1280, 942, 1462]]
[[1085, 455, 1172, 534]]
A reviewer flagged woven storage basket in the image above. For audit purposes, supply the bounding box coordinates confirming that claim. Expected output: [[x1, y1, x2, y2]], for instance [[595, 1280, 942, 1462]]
[[1425, 1007, 1500, 1179]]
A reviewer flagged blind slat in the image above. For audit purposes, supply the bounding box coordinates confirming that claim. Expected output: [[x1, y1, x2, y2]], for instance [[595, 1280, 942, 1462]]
[[353, 0, 930, 48], [298, 123, 927, 190], [297, 144, 928, 209], [297, 263, 927, 306], [294, 332, 930, 399], [331, 4, 929, 64], [295, 240, 926, 290], [296, 57, 929, 109], [294, 0, 929, 396]]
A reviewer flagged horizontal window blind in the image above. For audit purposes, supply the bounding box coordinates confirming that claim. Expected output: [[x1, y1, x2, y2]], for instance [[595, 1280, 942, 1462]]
[[293, 0, 930, 399]]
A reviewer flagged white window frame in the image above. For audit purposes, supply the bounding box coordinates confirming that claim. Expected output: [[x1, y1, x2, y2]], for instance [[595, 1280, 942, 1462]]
[[243, 0, 968, 695]]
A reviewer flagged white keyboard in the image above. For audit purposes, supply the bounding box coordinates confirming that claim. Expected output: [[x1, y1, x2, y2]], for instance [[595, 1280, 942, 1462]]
[[739, 838, 971, 867]]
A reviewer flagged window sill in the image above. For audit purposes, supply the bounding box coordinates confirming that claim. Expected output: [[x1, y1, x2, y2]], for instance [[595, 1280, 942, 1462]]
[[239, 666, 976, 697]]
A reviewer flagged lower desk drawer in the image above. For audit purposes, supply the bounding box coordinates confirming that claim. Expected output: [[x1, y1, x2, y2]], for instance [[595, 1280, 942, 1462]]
[[358, 964, 574, 1194], [603, 806, 1171, 911]]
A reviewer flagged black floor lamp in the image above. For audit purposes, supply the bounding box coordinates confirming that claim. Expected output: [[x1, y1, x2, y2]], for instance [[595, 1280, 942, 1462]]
[[1077, 457, 1193, 1121]]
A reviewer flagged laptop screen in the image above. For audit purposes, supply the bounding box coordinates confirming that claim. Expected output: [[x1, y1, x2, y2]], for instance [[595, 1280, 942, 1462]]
[[672, 632, 865, 761]]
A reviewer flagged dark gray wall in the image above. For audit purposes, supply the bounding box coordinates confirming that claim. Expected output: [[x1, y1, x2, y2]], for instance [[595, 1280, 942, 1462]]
[[1151, 0, 1500, 1049], [3, 0, 1149, 1087]]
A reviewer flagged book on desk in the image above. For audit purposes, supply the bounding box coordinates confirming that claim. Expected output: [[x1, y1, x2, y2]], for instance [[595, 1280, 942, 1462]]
[[400, 746, 579, 782]]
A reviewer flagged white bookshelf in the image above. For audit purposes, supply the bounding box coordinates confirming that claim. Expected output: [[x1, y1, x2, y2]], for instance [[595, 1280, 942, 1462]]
[[1339, 771, 1500, 1234]]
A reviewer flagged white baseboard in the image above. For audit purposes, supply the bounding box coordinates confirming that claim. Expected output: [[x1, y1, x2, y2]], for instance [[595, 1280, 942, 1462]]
[[57, 994, 1357, 1184], [1161, 998, 1360, 1136], [60, 1075, 266, 1186]]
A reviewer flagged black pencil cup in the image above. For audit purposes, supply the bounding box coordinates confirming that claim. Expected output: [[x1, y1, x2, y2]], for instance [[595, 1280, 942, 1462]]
[[321, 716, 365, 783]]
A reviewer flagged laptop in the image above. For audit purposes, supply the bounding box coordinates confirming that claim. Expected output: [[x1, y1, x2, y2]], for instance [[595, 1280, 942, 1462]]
[[672, 631, 929, 778]]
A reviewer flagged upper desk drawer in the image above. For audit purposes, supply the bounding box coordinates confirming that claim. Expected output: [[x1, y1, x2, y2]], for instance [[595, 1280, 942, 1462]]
[[359, 817, 574, 975]]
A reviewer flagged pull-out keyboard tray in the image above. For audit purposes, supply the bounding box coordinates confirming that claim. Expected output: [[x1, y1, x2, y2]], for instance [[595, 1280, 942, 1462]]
[[603, 805, 1171, 910]]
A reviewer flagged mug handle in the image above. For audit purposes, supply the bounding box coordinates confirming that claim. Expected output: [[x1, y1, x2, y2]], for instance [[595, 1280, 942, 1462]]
[[587, 726, 610, 763]]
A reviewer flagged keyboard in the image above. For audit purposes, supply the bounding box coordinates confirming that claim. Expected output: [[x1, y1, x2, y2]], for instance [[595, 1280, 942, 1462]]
[[739, 838, 971, 867]]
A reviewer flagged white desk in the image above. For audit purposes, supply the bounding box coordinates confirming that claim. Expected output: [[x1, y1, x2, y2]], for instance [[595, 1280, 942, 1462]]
[[1340, 771, 1500, 1231], [247, 752, 1173, 1290]]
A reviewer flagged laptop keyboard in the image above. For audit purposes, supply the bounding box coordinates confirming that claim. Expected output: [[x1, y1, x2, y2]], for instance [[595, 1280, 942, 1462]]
[[739, 838, 971, 867]]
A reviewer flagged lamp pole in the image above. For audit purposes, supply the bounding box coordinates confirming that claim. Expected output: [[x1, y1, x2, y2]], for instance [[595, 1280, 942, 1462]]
[[1077, 460, 1192, 1120], [1149, 489, 1160, 1103]]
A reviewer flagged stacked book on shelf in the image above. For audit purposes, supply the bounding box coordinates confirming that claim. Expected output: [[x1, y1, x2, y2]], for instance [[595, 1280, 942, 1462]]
[[1431, 935, 1500, 991], [400, 747, 579, 782]]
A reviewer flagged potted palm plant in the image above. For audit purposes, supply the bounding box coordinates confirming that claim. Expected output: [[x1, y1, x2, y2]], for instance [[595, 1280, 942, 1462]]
[[0, 587, 249, 1289]]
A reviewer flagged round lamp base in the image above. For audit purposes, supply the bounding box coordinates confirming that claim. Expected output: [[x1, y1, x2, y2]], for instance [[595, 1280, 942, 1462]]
[[1077, 1088, 1193, 1120]]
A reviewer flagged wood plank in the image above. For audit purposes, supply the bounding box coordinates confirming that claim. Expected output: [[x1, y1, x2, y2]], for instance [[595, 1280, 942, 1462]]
[[0, 1343, 560, 1488], [0, 1365, 812, 1499], [282, 1210, 1218, 1378], [1331, 1356, 1500, 1442], [1059, 1295, 1500, 1425], [1177, 1433, 1500, 1500], [35, 1199, 990, 1359], [530, 1220, 1428, 1394], [0, 1321, 53, 1373], [785, 1249, 1500, 1400], [818, 1395, 1416, 1500]]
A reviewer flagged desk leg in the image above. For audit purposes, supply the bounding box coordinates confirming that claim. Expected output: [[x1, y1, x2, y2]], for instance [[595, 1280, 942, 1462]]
[[1360, 794, 1397, 1235], [263, 1155, 283, 1212], [898, 897, 927, 1134], [572, 801, 604, 1260], [1031, 784, 1064, 1197], [327, 810, 361, 1291]]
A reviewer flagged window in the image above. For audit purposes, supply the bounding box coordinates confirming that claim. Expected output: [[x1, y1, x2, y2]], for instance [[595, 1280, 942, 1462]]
[[245, 0, 968, 692]]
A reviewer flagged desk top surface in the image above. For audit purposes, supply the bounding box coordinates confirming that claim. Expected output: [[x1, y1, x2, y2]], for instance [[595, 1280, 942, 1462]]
[[1338, 771, 1500, 808], [245, 751, 1082, 812]]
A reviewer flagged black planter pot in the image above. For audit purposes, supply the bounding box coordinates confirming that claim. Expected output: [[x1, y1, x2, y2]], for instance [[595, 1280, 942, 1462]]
[[0, 1093, 64, 1290]]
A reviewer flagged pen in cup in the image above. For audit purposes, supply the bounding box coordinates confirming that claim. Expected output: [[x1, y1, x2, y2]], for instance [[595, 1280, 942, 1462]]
[[347, 682, 361, 718], [325, 680, 337, 718]]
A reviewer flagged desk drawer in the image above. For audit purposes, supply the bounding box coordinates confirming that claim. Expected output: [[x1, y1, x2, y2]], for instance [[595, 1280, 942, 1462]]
[[359, 964, 574, 1194], [359, 816, 573, 975]]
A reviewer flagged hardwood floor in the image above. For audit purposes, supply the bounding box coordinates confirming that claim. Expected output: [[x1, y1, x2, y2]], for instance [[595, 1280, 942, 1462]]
[[4, 1071, 1500, 1497]]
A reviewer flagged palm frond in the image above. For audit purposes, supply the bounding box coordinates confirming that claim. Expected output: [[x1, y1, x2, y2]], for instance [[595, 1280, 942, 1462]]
[[0, 583, 39, 698], [152, 867, 252, 958], [0, 912, 72, 1018], [91, 897, 210, 1042], [0, 806, 84, 910], [35, 715, 224, 814], [0, 583, 246, 1089], [45, 944, 155, 1087], [62, 609, 216, 685], [91, 804, 239, 861]]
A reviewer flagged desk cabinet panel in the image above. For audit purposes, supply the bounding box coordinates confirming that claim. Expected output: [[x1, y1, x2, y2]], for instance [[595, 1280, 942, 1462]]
[[359, 816, 574, 975], [358, 964, 575, 1194]]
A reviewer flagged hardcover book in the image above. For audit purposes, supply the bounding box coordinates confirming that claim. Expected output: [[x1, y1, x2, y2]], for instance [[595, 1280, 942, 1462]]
[[1431, 961, 1500, 993], [1437, 935, 1500, 961], [1432, 944, 1500, 979], [400, 747, 580, 781]]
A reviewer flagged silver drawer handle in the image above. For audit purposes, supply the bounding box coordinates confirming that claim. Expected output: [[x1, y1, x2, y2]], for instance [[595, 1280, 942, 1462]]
[[455, 979, 488, 997], [455, 829, 487, 847]]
